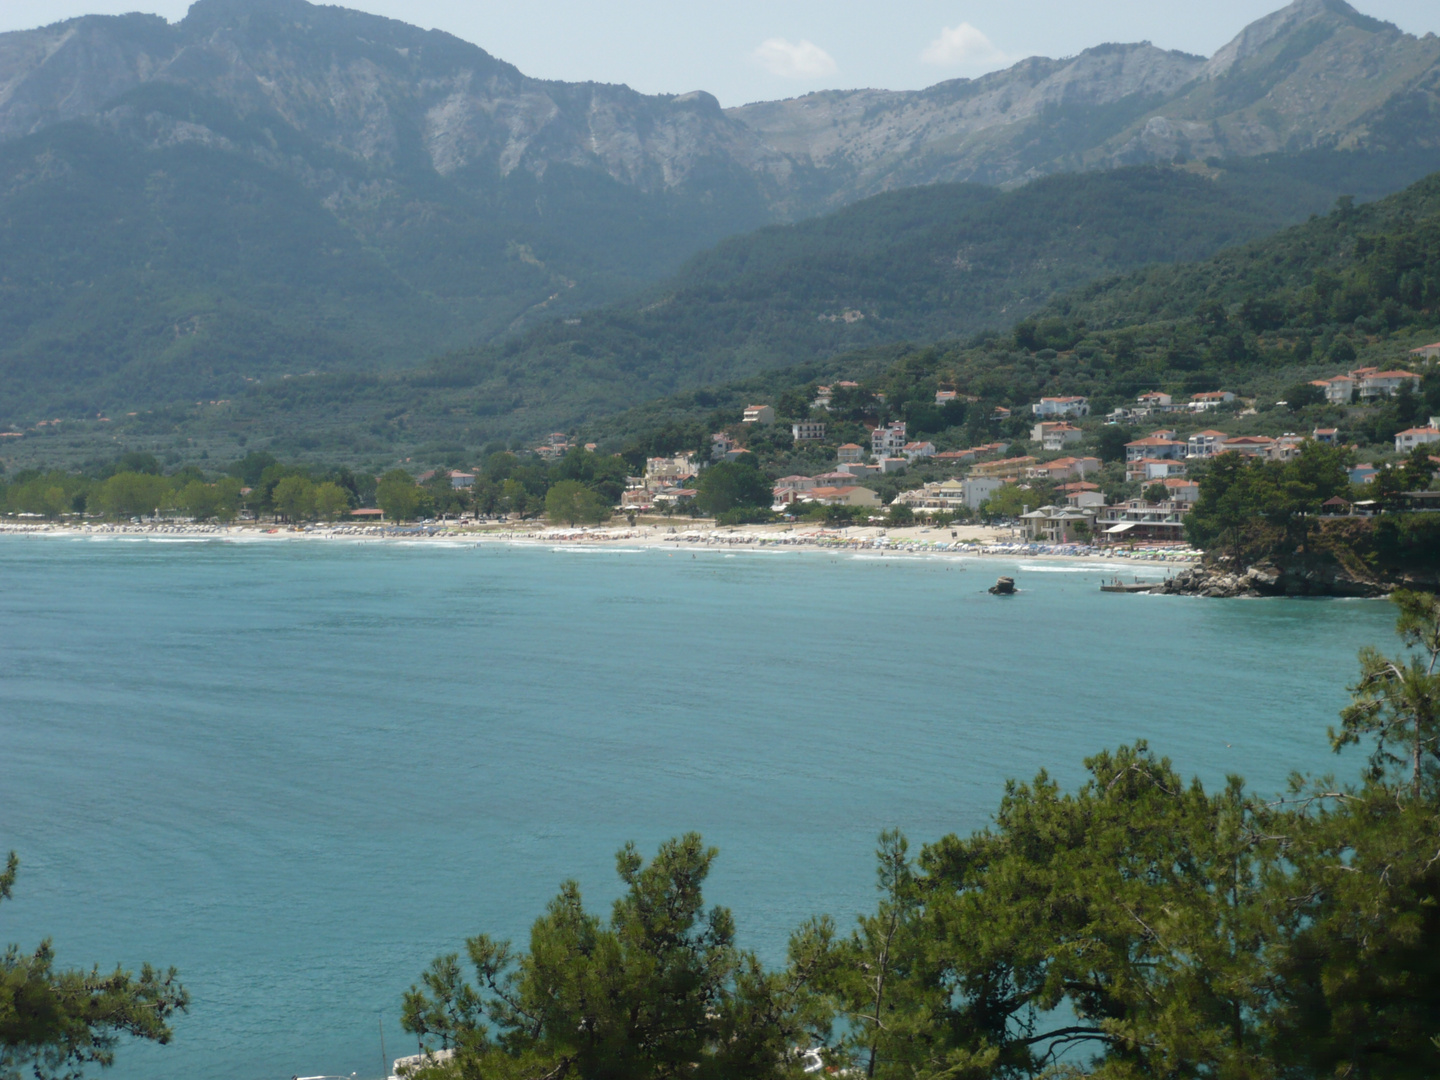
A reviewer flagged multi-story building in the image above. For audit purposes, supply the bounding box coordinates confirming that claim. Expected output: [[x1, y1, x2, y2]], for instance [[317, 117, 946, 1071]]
[[1125, 437, 1186, 462], [1186, 430, 1230, 458], [871, 422, 907, 458]]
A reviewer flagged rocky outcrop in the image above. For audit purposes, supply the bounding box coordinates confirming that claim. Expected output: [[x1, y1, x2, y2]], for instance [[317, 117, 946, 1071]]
[[1154, 556, 1440, 598]]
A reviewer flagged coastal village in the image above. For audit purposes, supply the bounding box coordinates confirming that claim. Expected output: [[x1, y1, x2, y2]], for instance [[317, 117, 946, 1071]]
[[603, 343, 1440, 547]]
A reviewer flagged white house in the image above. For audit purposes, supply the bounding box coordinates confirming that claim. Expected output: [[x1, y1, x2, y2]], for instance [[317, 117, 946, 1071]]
[[1032, 421, 1084, 450], [1126, 458, 1189, 482], [1187, 430, 1229, 458], [650, 452, 699, 480], [1044, 424, 1084, 451], [1313, 427, 1339, 445], [962, 476, 1005, 509], [1065, 488, 1106, 509], [893, 478, 968, 511], [743, 404, 775, 425], [773, 475, 817, 493], [871, 422, 907, 457], [1031, 396, 1090, 418], [1358, 369, 1421, 399], [710, 432, 736, 460], [902, 441, 936, 461], [1395, 426, 1440, 453], [837, 443, 865, 464], [935, 390, 958, 405], [1136, 391, 1173, 409], [1409, 342, 1440, 360], [1160, 478, 1200, 504], [1311, 375, 1356, 405], [792, 421, 825, 442], [1188, 391, 1236, 410]]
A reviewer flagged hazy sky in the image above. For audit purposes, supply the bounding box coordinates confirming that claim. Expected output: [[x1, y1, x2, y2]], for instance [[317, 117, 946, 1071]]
[[4, 0, 1438, 106]]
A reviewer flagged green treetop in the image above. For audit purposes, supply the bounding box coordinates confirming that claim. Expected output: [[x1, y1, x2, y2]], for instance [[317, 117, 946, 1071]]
[[0, 853, 189, 1080]]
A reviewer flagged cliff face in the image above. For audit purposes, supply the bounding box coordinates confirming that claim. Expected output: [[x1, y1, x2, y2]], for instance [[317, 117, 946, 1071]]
[[0, 0, 1435, 215], [729, 0, 1440, 202], [0, 0, 793, 205]]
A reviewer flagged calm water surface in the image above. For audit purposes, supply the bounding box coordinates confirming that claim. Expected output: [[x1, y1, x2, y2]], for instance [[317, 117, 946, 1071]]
[[0, 537, 1396, 1079]]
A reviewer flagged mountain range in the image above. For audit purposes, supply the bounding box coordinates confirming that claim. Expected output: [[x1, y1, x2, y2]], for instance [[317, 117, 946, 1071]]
[[0, 0, 1438, 434]]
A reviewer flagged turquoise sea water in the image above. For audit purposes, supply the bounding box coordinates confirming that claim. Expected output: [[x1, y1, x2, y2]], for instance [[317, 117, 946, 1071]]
[[0, 537, 1399, 1080]]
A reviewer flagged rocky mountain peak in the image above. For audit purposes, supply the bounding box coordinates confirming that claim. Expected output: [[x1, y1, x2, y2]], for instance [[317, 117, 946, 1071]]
[[1201, 0, 1399, 78], [0, 0, 1435, 210]]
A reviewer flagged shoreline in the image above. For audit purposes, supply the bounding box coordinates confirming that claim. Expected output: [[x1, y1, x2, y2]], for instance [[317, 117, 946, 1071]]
[[0, 519, 1202, 567]]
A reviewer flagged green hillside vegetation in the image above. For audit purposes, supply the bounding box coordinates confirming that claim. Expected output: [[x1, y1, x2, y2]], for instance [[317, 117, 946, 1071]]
[[397, 593, 1440, 1080], [7, 148, 1438, 465], [384, 153, 1440, 428], [586, 170, 1440, 479], [7, 163, 1440, 512], [0, 83, 772, 417]]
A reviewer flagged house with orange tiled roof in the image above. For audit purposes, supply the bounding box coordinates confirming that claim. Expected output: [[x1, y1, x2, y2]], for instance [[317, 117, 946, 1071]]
[[970, 455, 1038, 479], [933, 449, 976, 465], [902, 441, 936, 461], [1188, 390, 1236, 411], [1395, 425, 1440, 454], [1221, 435, 1276, 457], [802, 485, 881, 508], [1409, 341, 1440, 360], [1124, 436, 1185, 463], [1031, 421, 1084, 450], [1311, 374, 1356, 405], [1027, 456, 1101, 481], [1030, 396, 1089, 418], [1359, 370, 1421, 399], [1126, 457, 1189, 483]]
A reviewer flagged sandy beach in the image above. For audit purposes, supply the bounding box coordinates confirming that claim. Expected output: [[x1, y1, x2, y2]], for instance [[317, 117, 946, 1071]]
[[0, 518, 1202, 565]]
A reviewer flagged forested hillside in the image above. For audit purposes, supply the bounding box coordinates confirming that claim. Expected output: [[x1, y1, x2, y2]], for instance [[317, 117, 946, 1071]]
[[2, 0, 1440, 426], [0, 83, 773, 416], [586, 166, 1440, 465], [5, 153, 1438, 471]]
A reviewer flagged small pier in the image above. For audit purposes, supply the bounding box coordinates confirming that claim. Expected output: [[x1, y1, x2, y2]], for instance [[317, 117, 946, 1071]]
[[1100, 582, 1160, 593]]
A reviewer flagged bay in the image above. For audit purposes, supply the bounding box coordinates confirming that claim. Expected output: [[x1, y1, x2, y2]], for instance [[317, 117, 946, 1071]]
[[0, 537, 1395, 1080]]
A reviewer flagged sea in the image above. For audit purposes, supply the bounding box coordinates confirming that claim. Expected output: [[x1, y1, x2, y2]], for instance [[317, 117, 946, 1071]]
[[0, 536, 1399, 1080]]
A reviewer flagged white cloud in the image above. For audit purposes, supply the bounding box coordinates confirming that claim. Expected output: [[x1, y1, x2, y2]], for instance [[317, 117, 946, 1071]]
[[920, 23, 1007, 67], [752, 38, 838, 79]]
